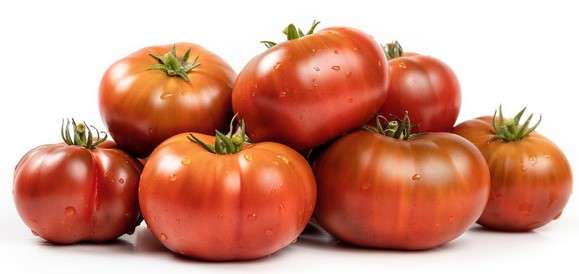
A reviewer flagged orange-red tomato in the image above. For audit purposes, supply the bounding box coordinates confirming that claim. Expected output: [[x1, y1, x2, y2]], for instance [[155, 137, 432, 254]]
[[378, 41, 460, 132], [314, 119, 489, 249], [454, 113, 572, 231], [99, 43, 235, 157], [233, 22, 389, 150], [139, 131, 316, 261], [13, 121, 142, 244]]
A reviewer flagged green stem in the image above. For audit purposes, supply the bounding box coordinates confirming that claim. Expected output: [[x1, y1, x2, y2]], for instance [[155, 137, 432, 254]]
[[364, 111, 418, 140], [148, 44, 200, 81], [491, 105, 542, 142], [61, 119, 108, 149], [384, 40, 404, 60], [261, 20, 321, 48], [187, 115, 250, 154]]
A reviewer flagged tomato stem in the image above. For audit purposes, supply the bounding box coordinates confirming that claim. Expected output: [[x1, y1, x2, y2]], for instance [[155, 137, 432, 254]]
[[187, 114, 250, 154], [491, 105, 542, 142], [364, 111, 418, 140], [148, 44, 200, 81], [260, 20, 321, 48], [60, 119, 108, 149], [384, 40, 404, 60]]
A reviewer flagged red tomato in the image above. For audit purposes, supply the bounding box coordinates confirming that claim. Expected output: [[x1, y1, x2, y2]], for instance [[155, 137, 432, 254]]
[[13, 120, 142, 244], [314, 115, 490, 249], [378, 41, 460, 132], [139, 121, 316, 261], [454, 107, 572, 231], [100, 43, 236, 157], [233, 21, 389, 150]]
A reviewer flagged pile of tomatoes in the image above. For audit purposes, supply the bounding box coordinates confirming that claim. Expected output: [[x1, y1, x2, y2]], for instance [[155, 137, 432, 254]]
[[13, 21, 572, 261]]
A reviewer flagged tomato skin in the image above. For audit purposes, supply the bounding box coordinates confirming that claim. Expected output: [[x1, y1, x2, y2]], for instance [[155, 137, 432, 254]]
[[99, 43, 236, 157], [13, 144, 142, 244], [454, 117, 572, 231], [139, 133, 316, 261], [232, 27, 389, 150], [379, 54, 460, 132], [314, 131, 490, 250]]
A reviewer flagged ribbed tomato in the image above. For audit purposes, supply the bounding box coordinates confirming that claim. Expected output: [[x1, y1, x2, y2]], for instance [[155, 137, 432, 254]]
[[314, 115, 490, 249], [139, 121, 316, 260], [233, 21, 389, 150], [13, 120, 142, 244], [454, 107, 572, 231], [99, 43, 235, 157]]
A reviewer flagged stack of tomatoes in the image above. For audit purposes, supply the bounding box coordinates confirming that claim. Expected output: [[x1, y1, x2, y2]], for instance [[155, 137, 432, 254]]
[[13, 21, 572, 261]]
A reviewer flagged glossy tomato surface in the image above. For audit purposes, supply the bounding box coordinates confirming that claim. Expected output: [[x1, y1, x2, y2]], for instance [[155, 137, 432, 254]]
[[454, 117, 572, 231], [100, 43, 236, 157], [139, 133, 316, 261], [379, 52, 460, 132], [233, 27, 389, 150], [314, 130, 490, 250], [14, 144, 142, 244]]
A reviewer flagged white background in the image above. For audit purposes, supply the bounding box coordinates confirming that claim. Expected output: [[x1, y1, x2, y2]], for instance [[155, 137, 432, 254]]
[[1, 0, 578, 273]]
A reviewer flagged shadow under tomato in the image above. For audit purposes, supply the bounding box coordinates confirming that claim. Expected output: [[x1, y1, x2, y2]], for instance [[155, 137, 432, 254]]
[[134, 226, 167, 253], [38, 237, 136, 254], [468, 225, 538, 234]]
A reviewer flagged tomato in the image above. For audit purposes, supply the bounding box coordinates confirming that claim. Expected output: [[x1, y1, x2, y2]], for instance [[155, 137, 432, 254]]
[[378, 41, 460, 132], [454, 107, 572, 231], [99, 43, 236, 157], [232, 21, 389, 150], [13, 120, 142, 244], [314, 114, 490, 249], [139, 120, 316, 261]]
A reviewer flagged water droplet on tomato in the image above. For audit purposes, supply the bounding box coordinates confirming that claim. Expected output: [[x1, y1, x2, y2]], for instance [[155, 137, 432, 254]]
[[278, 203, 285, 211], [353, 47, 359, 51], [160, 92, 175, 99], [448, 216, 455, 223], [361, 184, 370, 190], [159, 233, 168, 241], [311, 48, 317, 53], [274, 62, 281, 70], [265, 229, 273, 236], [331, 65, 341, 71], [347, 97, 353, 103], [247, 213, 257, 220], [244, 153, 252, 161], [544, 155, 552, 159], [181, 157, 192, 165], [411, 174, 422, 181], [346, 71, 352, 77], [169, 174, 177, 181], [148, 128, 154, 135], [217, 214, 224, 219], [377, 61, 382, 67], [276, 155, 289, 165], [529, 156, 537, 166], [279, 91, 288, 98], [398, 62, 407, 69], [118, 178, 125, 184], [65, 207, 76, 216], [313, 66, 320, 72], [251, 91, 256, 97], [334, 49, 339, 54]]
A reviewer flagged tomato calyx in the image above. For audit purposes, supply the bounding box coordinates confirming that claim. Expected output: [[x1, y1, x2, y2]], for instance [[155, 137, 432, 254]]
[[148, 45, 200, 81], [384, 40, 403, 60], [491, 105, 542, 142], [260, 20, 321, 48], [364, 111, 418, 140], [60, 118, 108, 149], [187, 115, 250, 154]]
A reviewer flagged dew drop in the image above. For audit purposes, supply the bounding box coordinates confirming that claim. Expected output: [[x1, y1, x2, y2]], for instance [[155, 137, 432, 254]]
[[353, 47, 359, 51], [347, 97, 353, 103], [360, 183, 370, 190], [118, 178, 125, 184], [311, 48, 317, 53], [159, 233, 168, 241], [251, 91, 256, 97], [398, 62, 407, 69], [169, 174, 177, 182], [331, 65, 341, 71], [278, 203, 285, 211], [181, 157, 192, 165], [377, 61, 382, 67], [247, 213, 257, 220], [276, 155, 289, 165], [244, 153, 252, 161], [265, 229, 273, 236], [334, 49, 339, 54], [160, 92, 175, 99], [448, 216, 455, 223], [544, 155, 552, 159], [65, 206, 76, 216], [346, 71, 352, 78], [148, 128, 154, 135], [279, 91, 288, 98], [313, 66, 320, 72], [217, 213, 224, 219], [274, 62, 281, 70], [411, 174, 422, 181]]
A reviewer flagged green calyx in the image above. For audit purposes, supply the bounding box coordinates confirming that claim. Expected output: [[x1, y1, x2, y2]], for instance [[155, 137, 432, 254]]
[[492, 106, 542, 142], [384, 40, 403, 60], [61, 118, 108, 149], [187, 115, 250, 154], [260, 20, 321, 48], [148, 45, 200, 81], [364, 111, 418, 140]]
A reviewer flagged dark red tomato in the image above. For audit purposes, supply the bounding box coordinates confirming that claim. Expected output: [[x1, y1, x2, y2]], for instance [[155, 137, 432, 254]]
[[314, 115, 489, 250], [100, 43, 236, 157], [233, 21, 389, 150], [13, 120, 142, 244], [378, 41, 460, 132], [454, 107, 572, 231], [139, 121, 316, 261]]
